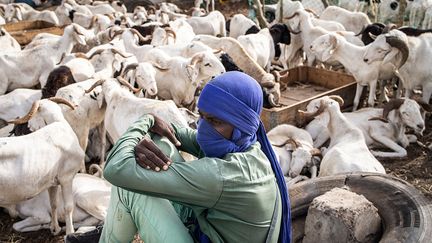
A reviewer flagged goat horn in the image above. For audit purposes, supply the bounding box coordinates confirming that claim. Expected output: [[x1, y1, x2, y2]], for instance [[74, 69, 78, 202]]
[[267, 93, 278, 107], [73, 24, 84, 36], [109, 28, 124, 40], [147, 5, 156, 14], [8, 101, 40, 124], [151, 61, 169, 71], [74, 52, 89, 59], [190, 53, 205, 66], [271, 70, 281, 83], [328, 95, 344, 107], [383, 23, 397, 33], [213, 49, 223, 54], [304, 8, 319, 18], [48, 97, 77, 110], [130, 28, 152, 43], [110, 48, 131, 58], [414, 98, 432, 112], [368, 32, 377, 40], [297, 103, 326, 125], [381, 98, 405, 120], [385, 35, 409, 68], [87, 49, 105, 60], [56, 52, 66, 65], [164, 27, 176, 40], [88, 16, 98, 29], [284, 11, 299, 20], [121, 63, 139, 76], [104, 14, 115, 20], [116, 76, 142, 93], [85, 79, 106, 93], [310, 148, 322, 157]]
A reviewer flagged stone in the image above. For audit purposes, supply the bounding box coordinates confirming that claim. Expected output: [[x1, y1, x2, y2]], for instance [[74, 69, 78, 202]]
[[303, 187, 381, 243]]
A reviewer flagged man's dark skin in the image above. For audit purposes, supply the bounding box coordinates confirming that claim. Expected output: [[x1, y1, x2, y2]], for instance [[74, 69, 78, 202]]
[[135, 111, 234, 172]]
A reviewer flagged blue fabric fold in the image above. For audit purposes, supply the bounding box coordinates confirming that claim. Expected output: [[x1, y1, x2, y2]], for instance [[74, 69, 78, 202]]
[[196, 71, 291, 243]]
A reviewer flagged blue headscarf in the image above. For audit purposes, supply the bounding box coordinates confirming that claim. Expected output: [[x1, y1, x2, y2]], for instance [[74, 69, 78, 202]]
[[196, 71, 291, 243]]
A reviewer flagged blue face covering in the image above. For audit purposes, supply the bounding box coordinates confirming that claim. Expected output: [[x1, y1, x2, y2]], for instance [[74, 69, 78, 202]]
[[196, 71, 291, 243]]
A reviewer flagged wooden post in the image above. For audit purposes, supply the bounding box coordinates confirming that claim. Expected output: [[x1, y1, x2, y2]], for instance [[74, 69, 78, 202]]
[[397, 0, 407, 26], [253, 0, 269, 28], [279, 0, 283, 22]]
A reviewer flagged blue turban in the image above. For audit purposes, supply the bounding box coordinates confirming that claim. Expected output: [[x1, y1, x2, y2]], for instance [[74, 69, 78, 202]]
[[196, 71, 291, 243]]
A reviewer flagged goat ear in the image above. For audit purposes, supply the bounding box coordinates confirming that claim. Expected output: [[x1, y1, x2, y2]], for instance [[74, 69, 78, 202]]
[[74, 33, 87, 45], [321, 36, 337, 62], [113, 58, 122, 72], [15, 7, 22, 21], [186, 64, 199, 86], [382, 48, 399, 65]]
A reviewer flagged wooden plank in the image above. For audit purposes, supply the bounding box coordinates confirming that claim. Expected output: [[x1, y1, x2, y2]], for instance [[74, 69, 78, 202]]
[[261, 66, 357, 131], [9, 26, 64, 45], [2, 20, 55, 32], [1, 20, 64, 45]]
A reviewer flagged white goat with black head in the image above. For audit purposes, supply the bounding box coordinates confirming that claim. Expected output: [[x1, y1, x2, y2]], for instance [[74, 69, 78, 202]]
[[298, 96, 386, 176], [364, 29, 432, 104], [1, 97, 84, 235]]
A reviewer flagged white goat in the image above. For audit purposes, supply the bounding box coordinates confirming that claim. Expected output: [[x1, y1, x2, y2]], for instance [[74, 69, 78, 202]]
[[11, 173, 110, 233], [55, 79, 106, 171], [186, 10, 226, 37], [229, 14, 260, 39], [363, 29, 432, 104], [1, 98, 84, 234], [319, 6, 371, 34], [284, 9, 363, 67], [310, 32, 400, 111], [298, 96, 386, 176], [4, 4, 59, 25], [306, 98, 429, 158], [0, 28, 20, 52], [85, 78, 189, 142], [0, 88, 41, 122], [268, 124, 320, 179], [153, 51, 225, 107], [0, 24, 88, 95]]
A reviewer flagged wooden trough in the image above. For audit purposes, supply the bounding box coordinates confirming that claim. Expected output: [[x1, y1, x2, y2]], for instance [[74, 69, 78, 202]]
[[261, 66, 358, 131], [1, 20, 64, 46]]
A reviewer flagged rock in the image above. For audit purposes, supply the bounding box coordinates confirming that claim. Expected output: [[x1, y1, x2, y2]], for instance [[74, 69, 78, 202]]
[[303, 187, 381, 243]]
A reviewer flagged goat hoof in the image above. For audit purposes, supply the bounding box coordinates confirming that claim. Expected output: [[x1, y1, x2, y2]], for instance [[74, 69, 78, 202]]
[[50, 224, 62, 235]]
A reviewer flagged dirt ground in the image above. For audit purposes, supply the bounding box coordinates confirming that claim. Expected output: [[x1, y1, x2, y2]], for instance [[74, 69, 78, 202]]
[[1, 1, 432, 242]]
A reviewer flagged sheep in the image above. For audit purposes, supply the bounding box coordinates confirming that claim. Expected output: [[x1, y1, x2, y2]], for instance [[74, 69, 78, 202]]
[[0, 23, 88, 95], [284, 9, 364, 67], [192, 35, 279, 88], [4, 4, 59, 25], [151, 51, 225, 108], [267, 124, 321, 179], [298, 96, 386, 176], [0, 89, 41, 124], [319, 6, 371, 34], [84, 78, 189, 142], [186, 10, 226, 37], [306, 98, 430, 157], [228, 13, 260, 39], [2, 97, 84, 235], [310, 32, 401, 111], [55, 79, 107, 171], [0, 27, 20, 52], [363, 29, 432, 103], [237, 23, 291, 72], [11, 173, 110, 233]]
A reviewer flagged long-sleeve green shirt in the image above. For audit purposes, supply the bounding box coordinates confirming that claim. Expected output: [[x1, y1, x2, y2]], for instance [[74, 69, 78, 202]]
[[104, 115, 281, 243]]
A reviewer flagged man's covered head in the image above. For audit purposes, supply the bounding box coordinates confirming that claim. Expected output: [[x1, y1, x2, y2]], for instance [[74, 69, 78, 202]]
[[196, 71, 263, 158]]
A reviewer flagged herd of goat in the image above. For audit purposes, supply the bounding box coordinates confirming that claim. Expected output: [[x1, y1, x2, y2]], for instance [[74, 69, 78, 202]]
[[0, 0, 431, 237]]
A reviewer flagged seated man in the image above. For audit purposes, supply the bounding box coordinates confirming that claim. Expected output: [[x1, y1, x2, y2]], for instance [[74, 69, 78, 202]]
[[66, 71, 291, 243]]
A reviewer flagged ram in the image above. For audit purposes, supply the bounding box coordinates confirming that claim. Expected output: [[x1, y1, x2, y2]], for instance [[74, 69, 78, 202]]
[[298, 96, 386, 176], [2, 98, 84, 235], [363, 29, 432, 104]]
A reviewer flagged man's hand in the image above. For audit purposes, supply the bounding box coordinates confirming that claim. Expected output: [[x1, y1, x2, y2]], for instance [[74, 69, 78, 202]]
[[149, 115, 181, 147], [134, 115, 181, 171]]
